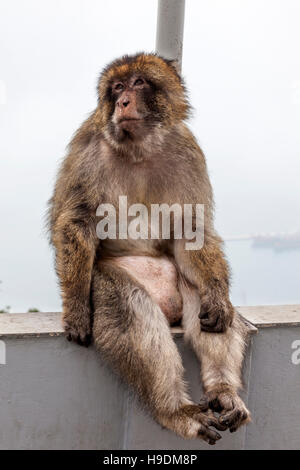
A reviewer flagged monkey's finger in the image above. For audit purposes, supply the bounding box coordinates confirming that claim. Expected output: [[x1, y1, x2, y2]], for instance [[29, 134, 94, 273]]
[[207, 397, 222, 412], [76, 335, 84, 346], [198, 425, 221, 444], [65, 329, 91, 347], [198, 398, 209, 411], [210, 402, 223, 413], [218, 394, 234, 410], [229, 410, 249, 433], [201, 316, 227, 333], [198, 308, 214, 319], [81, 334, 92, 347], [200, 414, 227, 431], [198, 430, 220, 445], [241, 410, 250, 422], [229, 415, 244, 433], [207, 417, 227, 431], [219, 408, 242, 428], [76, 334, 91, 347], [200, 312, 218, 327], [199, 408, 227, 431], [212, 322, 227, 333], [193, 412, 224, 431], [200, 313, 219, 330], [214, 316, 228, 332], [229, 422, 240, 433], [200, 323, 224, 333]]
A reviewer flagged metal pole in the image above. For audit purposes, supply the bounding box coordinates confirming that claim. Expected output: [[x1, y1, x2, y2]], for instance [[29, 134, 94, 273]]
[[155, 0, 186, 70]]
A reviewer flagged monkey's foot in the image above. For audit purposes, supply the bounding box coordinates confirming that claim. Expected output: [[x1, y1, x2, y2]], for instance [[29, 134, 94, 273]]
[[159, 402, 226, 445], [206, 385, 251, 433]]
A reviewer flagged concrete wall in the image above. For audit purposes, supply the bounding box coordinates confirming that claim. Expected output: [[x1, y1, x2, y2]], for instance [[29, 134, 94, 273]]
[[245, 325, 300, 450], [0, 308, 299, 450]]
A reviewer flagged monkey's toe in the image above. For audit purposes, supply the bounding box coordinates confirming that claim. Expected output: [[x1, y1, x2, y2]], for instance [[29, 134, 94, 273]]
[[198, 424, 222, 445], [182, 404, 225, 443], [219, 407, 250, 432], [207, 388, 251, 433]]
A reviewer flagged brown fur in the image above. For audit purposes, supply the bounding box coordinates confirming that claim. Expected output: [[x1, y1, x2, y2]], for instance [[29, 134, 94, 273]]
[[48, 52, 251, 443]]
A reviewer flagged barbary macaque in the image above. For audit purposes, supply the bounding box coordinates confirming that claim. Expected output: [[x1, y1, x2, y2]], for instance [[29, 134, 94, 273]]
[[48, 53, 251, 444]]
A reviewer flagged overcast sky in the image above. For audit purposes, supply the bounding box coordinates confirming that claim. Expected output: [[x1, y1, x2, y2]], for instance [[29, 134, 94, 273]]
[[0, 0, 299, 311]]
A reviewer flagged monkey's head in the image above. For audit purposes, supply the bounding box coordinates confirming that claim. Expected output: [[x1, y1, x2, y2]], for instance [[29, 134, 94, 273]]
[[97, 53, 190, 147]]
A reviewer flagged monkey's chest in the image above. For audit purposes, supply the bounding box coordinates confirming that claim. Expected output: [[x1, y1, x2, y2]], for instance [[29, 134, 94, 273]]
[[106, 255, 183, 325]]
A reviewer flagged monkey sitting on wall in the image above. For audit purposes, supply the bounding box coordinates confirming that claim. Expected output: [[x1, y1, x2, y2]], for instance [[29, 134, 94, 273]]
[[48, 53, 251, 445]]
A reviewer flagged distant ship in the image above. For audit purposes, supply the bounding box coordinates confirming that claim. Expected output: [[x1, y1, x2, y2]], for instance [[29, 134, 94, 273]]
[[252, 231, 300, 251], [225, 231, 300, 252]]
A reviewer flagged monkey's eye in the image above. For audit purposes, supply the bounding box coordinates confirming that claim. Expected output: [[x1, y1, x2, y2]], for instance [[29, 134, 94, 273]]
[[134, 78, 144, 86], [114, 83, 124, 91]]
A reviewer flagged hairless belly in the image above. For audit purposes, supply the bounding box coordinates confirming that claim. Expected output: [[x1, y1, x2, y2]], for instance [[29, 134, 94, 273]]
[[106, 255, 183, 324]]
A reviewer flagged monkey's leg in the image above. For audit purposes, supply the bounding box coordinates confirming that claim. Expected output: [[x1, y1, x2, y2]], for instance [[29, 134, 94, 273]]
[[92, 263, 224, 444], [181, 282, 251, 433]]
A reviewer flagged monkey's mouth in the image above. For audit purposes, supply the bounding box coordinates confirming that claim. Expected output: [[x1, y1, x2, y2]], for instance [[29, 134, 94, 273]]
[[117, 118, 144, 139], [113, 116, 148, 142], [117, 117, 143, 124]]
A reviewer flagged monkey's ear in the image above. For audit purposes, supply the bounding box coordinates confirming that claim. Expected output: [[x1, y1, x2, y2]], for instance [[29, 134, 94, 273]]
[[168, 59, 181, 76]]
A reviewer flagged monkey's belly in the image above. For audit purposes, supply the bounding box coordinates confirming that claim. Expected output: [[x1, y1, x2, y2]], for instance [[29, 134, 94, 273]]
[[109, 256, 183, 324]]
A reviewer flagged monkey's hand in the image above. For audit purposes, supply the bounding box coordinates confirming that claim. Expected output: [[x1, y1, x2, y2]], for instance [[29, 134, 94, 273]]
[[199, 294, 234, 333], [63, 306, 92, 347], [206, 386, 251, 433]]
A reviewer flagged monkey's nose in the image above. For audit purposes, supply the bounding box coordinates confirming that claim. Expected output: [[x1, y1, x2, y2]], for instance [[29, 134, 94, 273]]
[[122, 100, 130, 107]]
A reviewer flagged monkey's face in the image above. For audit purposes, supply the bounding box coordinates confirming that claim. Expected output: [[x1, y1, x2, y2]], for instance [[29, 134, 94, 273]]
[[110, 74, 154, 143], [98, 53, 190, 146]]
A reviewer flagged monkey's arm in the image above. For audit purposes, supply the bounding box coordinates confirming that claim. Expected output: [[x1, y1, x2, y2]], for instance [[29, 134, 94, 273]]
[[51, 204, 98, 346], [172, 137, 234, 333], [174, 231, 234, 333]]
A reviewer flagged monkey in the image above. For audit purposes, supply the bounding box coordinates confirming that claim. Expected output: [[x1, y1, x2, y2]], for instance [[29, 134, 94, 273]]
[[48, 53, 251, 445]]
